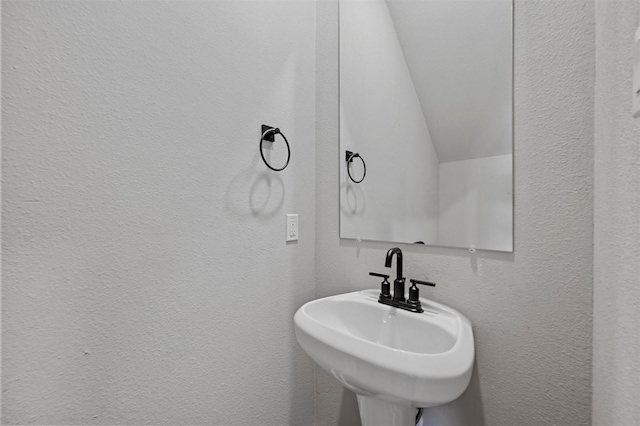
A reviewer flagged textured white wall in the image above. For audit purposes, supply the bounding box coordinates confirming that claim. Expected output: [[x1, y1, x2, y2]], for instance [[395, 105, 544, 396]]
[[0, 2, 3, 421], [1, 1, 316, 424], [593, 1, 640, 424], [339, 0, 439, 245], [439, 155, 513, 252], [317, 0, 594, 424]]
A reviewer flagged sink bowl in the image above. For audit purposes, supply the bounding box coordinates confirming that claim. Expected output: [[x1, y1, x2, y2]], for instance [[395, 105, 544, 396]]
[[294, 289, 474, 424]]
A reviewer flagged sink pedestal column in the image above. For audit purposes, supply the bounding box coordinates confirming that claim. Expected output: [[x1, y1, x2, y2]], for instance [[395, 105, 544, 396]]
[[356, 395, 418, 426]]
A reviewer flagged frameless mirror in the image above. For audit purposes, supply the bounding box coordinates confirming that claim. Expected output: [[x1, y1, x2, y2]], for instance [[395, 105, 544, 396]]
[[339, 0, 513, 252]]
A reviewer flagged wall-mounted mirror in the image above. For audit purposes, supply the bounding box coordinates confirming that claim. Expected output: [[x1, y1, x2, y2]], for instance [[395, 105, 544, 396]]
[[339, 0, 513, 252]]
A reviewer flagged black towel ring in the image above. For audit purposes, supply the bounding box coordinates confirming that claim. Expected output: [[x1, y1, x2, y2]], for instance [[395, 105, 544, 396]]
[[260, 125, 290, 172], [346, 150, 366, 183]]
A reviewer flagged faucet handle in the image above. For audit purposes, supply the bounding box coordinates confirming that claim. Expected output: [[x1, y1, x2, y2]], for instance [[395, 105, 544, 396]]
[[369, 272, 391, 299], [369, 272, 389, 279], [408, 279, 436, 303], [409, 278, 436, 287]]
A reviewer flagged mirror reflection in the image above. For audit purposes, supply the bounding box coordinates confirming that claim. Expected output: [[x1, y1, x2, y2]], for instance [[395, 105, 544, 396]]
[[339, 0, 513, 252]]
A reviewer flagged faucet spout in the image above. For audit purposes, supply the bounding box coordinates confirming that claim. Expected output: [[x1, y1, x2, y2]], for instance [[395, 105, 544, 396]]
[[385, 247, 404, 301], [385, 247, 403, 280]]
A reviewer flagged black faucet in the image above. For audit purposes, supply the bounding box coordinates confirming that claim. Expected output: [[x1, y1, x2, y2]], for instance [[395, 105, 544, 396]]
[[369, 247, 436, 313], [385, 247, 405, 302]]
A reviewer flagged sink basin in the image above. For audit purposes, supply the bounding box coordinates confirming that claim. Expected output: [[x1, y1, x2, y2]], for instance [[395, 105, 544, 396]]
[[294, 289, 474, 424]]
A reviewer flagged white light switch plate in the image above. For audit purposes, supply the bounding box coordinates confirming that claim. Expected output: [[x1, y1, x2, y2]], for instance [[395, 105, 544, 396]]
[[286, 214, 298, 242], [634, 25, 640, 118]]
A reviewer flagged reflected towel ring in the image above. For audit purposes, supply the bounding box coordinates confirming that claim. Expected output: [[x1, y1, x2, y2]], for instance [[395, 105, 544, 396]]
[[346, 150, 366, 183], [260, 125, 290, 172]]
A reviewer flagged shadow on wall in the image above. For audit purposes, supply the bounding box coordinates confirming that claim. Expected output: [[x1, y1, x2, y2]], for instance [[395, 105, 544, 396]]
[[422, 358, 486, 426], [336, 389, 362, 426], [340, 180, 366, 216], [225, 152, 285, 220]]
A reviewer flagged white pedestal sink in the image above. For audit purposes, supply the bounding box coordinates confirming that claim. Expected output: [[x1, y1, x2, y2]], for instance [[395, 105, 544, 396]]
[[294, 289, 475, 426]]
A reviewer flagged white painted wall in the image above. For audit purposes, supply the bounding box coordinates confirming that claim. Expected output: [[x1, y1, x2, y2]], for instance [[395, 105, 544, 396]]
[[339, 0, 440, 244], [1, 1, 316, 424], [0, 2, 3, 421], [317, 0, 594, 424], [439, 155, 513, 252], [592, 1, 640, 424]]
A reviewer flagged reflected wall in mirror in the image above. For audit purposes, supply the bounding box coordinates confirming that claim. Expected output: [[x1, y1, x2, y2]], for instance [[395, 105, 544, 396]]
[[339, 0, 513, 252]]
